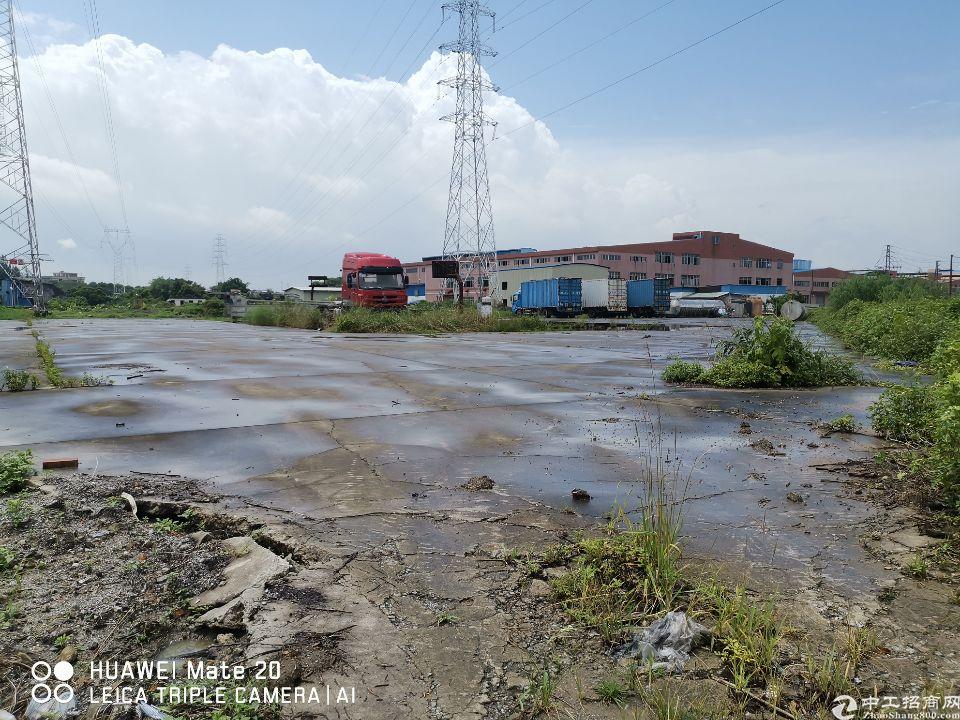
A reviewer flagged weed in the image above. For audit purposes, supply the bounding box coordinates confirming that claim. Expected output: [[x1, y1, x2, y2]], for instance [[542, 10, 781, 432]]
[[2, 368, 38, 392], [905, 553, 929, 579], [0, 450, 33, 494], [153, 518, 184, 534], [641, 683, 724, 720], [4, 496, 31, 528], [518, 670, 557, 717], [436, 611, 460, 626], [661, 359, 705, 384], [594, 676, 630, 706], [331, 303, 551, 334], [54, 633, 71, 650], [824, 413, 859, 433], [0, 546, 15, 573], [805, 644, 850, 700], [541, 542, 575, 566], [34, 334, 111, 388], [245, 303, 326, 329], [869, 383, 940, 445]]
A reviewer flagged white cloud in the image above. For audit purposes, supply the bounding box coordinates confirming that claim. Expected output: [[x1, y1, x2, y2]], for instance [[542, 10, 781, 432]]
[[56, 238, 77, 249], [16, 33, 959, 288], [16, 11, 78, 50]]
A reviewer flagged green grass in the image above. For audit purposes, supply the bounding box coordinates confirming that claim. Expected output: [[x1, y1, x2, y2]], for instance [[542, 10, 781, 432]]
[[331, 304, 550, 334], [43, 298, 229, 320], [0, 307, 32, 320], [32, 332, 112, 388]]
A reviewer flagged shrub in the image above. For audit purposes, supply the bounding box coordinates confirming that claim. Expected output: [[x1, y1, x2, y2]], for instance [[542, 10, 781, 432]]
[[824, 414, 859, 433], [661, 359, 705, 384], [2, 368, 38, 392], [700, 358, 781, 388], [827, 273, 945, 310], [0, 450, 33, 494], [0, 546, 14, 573], [869, 384, 940, 445], [202, 298, 227, 317], [245, 303, 325, 329]]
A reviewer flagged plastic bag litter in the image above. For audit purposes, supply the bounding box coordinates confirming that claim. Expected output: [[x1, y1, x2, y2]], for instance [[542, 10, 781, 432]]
[[615, 610, 707, 673], [25, 692, 77, 719]]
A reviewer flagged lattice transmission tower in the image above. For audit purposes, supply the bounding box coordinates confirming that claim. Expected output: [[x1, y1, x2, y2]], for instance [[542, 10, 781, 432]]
[[213, 234, 227, 285], [0, 1, 44, 312], [101, 227, 132, 296], [439, 0, 498, 300]]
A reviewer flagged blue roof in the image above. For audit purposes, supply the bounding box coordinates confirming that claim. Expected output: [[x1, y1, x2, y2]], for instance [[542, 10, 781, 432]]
[[721, 284, 788, 295]]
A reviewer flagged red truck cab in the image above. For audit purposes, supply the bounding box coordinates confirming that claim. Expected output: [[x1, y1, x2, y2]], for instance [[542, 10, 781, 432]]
[[341, 252, 408, 309]]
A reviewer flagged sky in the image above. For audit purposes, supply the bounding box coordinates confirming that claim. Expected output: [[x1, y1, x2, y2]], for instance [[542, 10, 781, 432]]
[[5, 0, 959, 289]]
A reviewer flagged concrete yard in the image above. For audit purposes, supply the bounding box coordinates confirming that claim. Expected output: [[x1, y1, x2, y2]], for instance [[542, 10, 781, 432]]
[[2, 318, 957, 717]]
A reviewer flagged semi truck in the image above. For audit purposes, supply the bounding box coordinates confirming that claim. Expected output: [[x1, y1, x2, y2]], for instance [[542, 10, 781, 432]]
[[341, 252, 408, 309], [581, 278, 628, 316], [511, 278, 582, 316]]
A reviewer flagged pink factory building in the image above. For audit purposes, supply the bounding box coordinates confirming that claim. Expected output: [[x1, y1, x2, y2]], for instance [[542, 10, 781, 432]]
[[402, 231, 795, 301]]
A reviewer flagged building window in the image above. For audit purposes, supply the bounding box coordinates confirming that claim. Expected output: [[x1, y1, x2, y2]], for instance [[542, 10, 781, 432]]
[[630, 255, 646, 263], [655, 252, 673, 264], [813, 281, 830, 288], [776, 260, 784, 270], [464, 278, 474, 288], [514, 258, 529, 265], [757, 277, 771, 286], [576, 253, 596, 261], [655, 273, 675, 284], [795, 280, 810, 287], [757, 258, 772, 269], [629, 272, 647, 280], [601, 253, 621, 261], [681, 253, 700, 266], [712, 235, 721, 245], [681, 274, 700, 287], [501, 281, 508, 291], [740, 257, 753, 268], [482, 278, 489, 288], [739, 277, 752, 285], [609, 271, 621, 279], [534, 257, 549, 264], [498, 260, 509, 267], [556, 255, 571, 262], [776, 278, 783, 286]]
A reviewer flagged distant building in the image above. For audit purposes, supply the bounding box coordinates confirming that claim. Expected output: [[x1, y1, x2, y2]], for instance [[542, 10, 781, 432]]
[[43, 271, 85, 290], [402, 231, 795, 302], [284, 286, 342, 303], [792, 267, 852, 307], [793, 259, 812, 272]]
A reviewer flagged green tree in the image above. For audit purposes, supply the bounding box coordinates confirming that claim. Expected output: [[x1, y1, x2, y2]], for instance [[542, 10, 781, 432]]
[[146, 277, 207, 301], [68, 284, 112, 306], [211, 277, 249, 294]]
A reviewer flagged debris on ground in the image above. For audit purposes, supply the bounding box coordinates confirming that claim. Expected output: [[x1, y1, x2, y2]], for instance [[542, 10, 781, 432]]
[[750, 437, 786, 456], [614, 611, 707, 673], [461, 474, 495, 491], [40, 457, 78, 470], [739, 421, 752, 434], [786, 491, 804, 503], [571, 488, 591, 501]]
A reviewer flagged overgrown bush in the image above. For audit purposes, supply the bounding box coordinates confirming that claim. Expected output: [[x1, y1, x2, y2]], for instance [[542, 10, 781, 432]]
[[661, 359, 704, 384], [661, 318, 861, 389], [0, 450, 33, 495], [2, 368, 37, 392], [869, 383, 940, 445], [332, 304, 550, 334], [245, 303, 326, 329], [827, 273, 945, 310]]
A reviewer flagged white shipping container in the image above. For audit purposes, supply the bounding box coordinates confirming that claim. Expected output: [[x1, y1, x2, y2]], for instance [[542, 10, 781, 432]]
[[581, 278, 609, 309]]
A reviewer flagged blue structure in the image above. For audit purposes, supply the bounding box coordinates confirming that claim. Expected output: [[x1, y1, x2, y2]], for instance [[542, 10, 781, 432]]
[[406, 283, 425, 298], [1, 277, 32, 307], [626, 279, 654, 311], [512, 278, 582, 315], [793, 259, 812, 272]]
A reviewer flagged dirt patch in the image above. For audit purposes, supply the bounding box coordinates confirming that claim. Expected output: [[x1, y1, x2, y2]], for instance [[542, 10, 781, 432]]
[[72, 398, 145, 416], [749, 436, 786, 456]]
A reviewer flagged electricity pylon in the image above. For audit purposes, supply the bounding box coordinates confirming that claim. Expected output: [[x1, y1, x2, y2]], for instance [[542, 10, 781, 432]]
[[0, 0, 44, 312], [439, 0, 498, 301], [213, 234, 227, 285], [101, 227, 132, 296]]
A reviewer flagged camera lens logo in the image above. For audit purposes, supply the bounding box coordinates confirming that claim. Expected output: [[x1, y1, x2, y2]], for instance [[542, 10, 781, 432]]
[[832, 695, 858, 720], [31, 661, 75, 705]]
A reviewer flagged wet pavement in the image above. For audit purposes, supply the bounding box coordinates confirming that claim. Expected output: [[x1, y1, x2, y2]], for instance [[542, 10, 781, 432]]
[[1, 318, 892, 601]]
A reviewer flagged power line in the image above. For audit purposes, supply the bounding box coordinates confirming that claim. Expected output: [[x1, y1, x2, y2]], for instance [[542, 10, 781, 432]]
[[496, 0, 559, 31], [501, 0, 790, 136], [365, 0, 419, 77], [490, 0, 596, 68], [342, 0, 388, 73], [502, 0, 680, 91]]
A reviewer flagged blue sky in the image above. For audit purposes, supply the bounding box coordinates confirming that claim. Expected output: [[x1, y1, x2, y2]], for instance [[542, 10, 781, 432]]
[[10, 0, 960, 285]]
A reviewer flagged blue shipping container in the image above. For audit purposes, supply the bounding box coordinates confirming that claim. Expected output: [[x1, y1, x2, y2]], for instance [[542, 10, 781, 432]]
[[626, 279, 654, 310], [513, 278, 582, 314]]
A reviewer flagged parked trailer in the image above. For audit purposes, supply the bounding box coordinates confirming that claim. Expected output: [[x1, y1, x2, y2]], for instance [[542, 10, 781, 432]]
[[511, 278, 582, 316], [653, 278, 671, 316], [581, 278, 628, 316], [626, 279, 655, 316]]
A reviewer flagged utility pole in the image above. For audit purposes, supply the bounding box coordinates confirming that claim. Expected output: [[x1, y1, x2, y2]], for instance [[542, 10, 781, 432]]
[[101, 227, 132, 296], [0, 1, 44, 312], [884, 244, 892, 274], [951, 255, 955, 297], [212, 234, 227, 285], [439, 0, 498, 304]]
